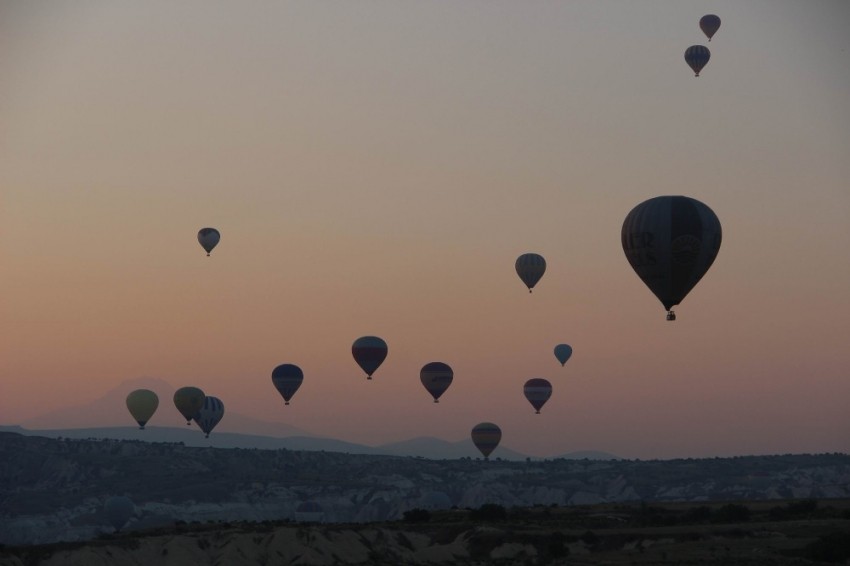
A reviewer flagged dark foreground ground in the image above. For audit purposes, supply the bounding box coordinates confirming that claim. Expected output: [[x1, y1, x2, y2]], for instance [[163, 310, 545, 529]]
[[2, 498, 849, 565]]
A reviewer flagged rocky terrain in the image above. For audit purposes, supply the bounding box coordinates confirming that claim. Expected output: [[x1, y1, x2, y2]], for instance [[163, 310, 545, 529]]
[[1, 431, 849, 547], [2, 500, 850, 565]]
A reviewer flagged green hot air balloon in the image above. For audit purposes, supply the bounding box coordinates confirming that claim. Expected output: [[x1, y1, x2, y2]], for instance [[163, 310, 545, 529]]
[[173, 386, 205, 425], [471, 422, 502, 461], [126, 389, 159, 429], [622, 196, 722, 321]]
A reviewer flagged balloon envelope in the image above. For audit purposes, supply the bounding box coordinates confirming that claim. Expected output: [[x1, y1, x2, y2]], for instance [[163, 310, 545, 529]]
[[684, 45, 711, 76], [554, 344, 573, 366], [352, 336, 388, 379], [699, 14, 721, 40], [515, 253, 546, 292], [174, 386, 205, 425], [104, 496, 134, 532], [126, 389, 159, 429], [471, 422, 502, 459], [272, 364, 303, 405], [420, 362, 453, 402], [523, 378, 553, 414], [193, 396, 224, 438], [197, 227, 220, 256], [621, 196, 722, 318]]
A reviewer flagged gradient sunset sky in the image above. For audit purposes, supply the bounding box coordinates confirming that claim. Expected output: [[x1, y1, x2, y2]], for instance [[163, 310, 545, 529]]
[[2, 1, 848, 459]]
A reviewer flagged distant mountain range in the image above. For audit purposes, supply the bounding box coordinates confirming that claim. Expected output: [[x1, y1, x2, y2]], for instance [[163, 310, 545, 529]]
[[0, 425, 620, 461], [7, 376, 621, 461]]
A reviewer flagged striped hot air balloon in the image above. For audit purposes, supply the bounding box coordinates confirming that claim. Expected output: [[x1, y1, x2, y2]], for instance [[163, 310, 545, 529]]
[[515, 253, 546, 293], [420, 362, 453, 403], [684, 45, 711, 77], [699, 14, 721, 41], [272, 364, 303, 405], [193, 396, 224, 438], [352, 336, 388, 379], [621, 196, 722, 321], [523, 378, 553, 414], [471, 422, 502, 460]]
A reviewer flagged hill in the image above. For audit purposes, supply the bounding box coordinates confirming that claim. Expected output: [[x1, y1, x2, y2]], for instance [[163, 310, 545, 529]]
[[1, 432, 848, 546]]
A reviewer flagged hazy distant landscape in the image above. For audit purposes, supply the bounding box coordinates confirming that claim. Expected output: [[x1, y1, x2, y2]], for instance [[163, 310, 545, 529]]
[[2, 432, 848, 550]]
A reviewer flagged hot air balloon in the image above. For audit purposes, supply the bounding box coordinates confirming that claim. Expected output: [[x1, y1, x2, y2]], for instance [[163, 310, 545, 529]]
[[104, 496, 134, 532], [352, 336, 388, 380], [523, 378, 553, 414], [621, 196, 722, 321], [197, 227, 220, 256], [684, 45, 711, 77], [554, 344, 573, 367], [193, 396, 224, 438], [700, 14, 721, 41], [515, 253, 546, 293], [420, 362, 453, 403], [471, 422, 502, 460], [126, 389, 159, 429], [272, 364, 303, 405], [173, 386, 205, 425]]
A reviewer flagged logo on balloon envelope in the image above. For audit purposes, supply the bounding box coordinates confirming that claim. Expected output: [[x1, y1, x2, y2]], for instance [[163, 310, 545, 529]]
[[671, 235, 701, 265]]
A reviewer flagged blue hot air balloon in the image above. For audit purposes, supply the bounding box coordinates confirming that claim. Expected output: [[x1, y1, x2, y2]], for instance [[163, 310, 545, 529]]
[[554, 344, 572, 367], [272, 364, 304, 405]]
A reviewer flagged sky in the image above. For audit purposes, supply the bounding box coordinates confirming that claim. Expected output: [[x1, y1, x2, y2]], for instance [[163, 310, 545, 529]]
[[1, 1, 848, 460]]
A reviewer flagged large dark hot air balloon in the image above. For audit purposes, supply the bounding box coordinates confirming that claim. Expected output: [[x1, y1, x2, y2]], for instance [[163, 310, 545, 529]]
[[684, 45, 711, 77], [471, 422, 502, 460], [193, 396, 224, 438], [352, 336, 388, 380], [523, 378, 553, 414], [515, 253, 546, 293], [272, 364, 303, 405], [700, 14, 721, 41], [173, 386, 205, 425], [621, 196, 722, 321], [126, 389, 158, 429], [197, 227, 220, 256], [554, 344, 572, 367], [420, 362, 453, 403]]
